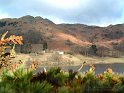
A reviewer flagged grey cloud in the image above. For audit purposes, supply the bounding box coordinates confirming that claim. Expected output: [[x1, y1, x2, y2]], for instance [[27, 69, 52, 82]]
[[60, 0, 124, 24], [0, 0, 124, 25]]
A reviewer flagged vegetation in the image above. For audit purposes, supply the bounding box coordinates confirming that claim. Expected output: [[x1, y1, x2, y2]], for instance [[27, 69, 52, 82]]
[[43, 41, 48, 51], [0, 21, 6, 27], [89, 44, 98, 55], [0, 64, 124, 93], [64, 39, 74, 46], [0, 32, 124, 93], [0, 31, 23, 70]]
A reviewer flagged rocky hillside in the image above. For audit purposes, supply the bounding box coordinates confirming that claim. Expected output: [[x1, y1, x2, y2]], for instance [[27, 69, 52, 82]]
[[0, 15, 124, 53]]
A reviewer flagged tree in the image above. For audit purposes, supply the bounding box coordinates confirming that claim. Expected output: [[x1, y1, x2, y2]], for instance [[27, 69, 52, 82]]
[[43, 41, 48, 52], [0, 21, 6, 27], [89, 44, 98, 55]]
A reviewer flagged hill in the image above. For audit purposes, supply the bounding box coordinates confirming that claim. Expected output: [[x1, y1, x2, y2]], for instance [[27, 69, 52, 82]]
[[0, 15, 124, 55]]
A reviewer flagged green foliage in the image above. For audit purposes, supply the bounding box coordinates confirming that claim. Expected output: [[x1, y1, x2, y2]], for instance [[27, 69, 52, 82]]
[[1, 62, 124, 93], [58, 86, 69, 93], [31, 81, 52, 93], [0, 68, 52, 93], [47, 67, 68, 86]]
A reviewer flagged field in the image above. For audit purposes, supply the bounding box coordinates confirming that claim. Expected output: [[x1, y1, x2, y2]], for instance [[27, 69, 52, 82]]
[[14, 53, 124, 67]]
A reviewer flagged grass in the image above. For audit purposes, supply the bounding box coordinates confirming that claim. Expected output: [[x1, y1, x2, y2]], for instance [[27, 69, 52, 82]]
[[14, 53, 124, 67]]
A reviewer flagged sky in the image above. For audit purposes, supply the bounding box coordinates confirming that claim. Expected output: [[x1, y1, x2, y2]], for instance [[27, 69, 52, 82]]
[[0, 0, 124, 26]]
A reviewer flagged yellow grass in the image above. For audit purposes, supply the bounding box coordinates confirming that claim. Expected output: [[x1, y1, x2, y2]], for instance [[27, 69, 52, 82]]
[[13, 53, 124, 67]]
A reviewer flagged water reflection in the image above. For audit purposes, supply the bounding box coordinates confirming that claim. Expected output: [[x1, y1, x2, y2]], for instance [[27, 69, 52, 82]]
[[36, 63, 124, 74]]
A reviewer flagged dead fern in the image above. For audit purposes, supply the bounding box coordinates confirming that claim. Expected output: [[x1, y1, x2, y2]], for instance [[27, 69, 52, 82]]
[[0, 31, 23, 70]]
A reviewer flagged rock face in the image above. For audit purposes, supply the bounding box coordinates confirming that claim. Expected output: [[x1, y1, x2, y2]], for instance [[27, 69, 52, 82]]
[[0, 15, 124, 53]]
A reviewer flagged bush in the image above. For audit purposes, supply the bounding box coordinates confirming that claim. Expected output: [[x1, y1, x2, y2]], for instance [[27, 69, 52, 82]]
[[0, 64, 124, 93]]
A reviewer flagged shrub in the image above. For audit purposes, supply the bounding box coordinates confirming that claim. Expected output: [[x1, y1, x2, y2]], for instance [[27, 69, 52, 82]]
[[1, 64, 124, 93], [0, 31, 23, 71], [58, 86, 69, 93]]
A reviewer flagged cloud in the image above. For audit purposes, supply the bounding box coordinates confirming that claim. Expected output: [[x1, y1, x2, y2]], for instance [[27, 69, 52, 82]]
[[0, 10, 10, 19], [0, 0, 124, 26]]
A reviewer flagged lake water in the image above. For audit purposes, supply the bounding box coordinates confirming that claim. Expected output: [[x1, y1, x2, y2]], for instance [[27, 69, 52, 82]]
[[36, 63, 124, 74]]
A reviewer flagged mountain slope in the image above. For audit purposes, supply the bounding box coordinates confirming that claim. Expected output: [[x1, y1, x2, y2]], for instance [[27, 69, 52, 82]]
[[0, 15, 124, 52]]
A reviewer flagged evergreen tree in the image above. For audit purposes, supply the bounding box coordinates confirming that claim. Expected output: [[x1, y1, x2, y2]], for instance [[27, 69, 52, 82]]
[[89, 44, 98, 55], [43, 41, 48, 51]]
